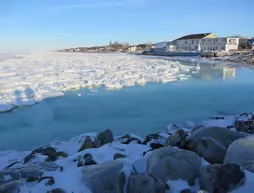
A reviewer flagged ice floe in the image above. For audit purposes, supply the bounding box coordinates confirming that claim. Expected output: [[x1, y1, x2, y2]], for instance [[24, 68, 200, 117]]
[[0, 52, 197, 112]]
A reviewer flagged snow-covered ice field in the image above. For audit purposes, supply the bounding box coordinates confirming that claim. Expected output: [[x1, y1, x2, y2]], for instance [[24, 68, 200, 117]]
[[0, 52, 196, 112]]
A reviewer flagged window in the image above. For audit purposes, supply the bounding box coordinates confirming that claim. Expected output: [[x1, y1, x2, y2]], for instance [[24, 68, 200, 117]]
[[192, 40, 194, 44], [185, 41, 187, 45]]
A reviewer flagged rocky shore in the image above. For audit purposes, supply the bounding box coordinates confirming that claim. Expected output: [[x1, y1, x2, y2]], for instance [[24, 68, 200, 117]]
[[201, 51, 254, 65], [0, 113, 254, 193]]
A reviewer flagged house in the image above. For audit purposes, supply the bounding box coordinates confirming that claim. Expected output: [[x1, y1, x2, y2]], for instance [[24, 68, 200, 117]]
[[154, 33, 239, 53], [128, 45, 137, 52], [200, 37, 239, 52], [172, 33, 218, 52]]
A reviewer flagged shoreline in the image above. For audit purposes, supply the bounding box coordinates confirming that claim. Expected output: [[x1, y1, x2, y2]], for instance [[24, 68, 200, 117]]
[[141, 51, 254, 66], [0, 112, 253, 192]]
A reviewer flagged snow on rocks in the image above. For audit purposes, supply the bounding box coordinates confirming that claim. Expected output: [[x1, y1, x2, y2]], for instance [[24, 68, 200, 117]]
[[0, 52, 196, 112], [1, 113, 254, 192], [224, 136, 254, 172]]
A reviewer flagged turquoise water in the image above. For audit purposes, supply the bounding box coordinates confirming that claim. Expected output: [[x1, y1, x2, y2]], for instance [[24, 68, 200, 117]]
[[1, 61, 254, 150]]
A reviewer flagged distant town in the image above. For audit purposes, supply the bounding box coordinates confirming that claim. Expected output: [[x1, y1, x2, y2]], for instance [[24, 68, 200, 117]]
[[58, 32, 254, 55]]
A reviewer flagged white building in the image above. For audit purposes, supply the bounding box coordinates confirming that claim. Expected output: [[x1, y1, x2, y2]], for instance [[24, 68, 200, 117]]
[[154, 33, 239, 53], [128, 46, 137, 52], [200, 37, 239, 52], [171, 33, 218, 52]]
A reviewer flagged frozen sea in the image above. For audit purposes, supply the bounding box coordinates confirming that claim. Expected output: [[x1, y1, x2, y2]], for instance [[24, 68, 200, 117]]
[[1, 56, 254, 150]]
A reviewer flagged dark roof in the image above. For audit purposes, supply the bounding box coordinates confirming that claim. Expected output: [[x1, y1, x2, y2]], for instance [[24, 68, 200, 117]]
[[176, 33, 213, 40]]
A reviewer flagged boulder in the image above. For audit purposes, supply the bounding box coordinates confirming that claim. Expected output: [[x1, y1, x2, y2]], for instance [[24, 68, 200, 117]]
[[0, 180, 21, 193], [21, 171, 44, 182], [38, 176, 55, 186], [150, 143, 164, 149], [190, 126, 248, 148], [97, 129, 114, 145], [93, 138, 102, 148], [82, 160, 124, 193], [165, 129, 187, 148], [56, 151, 68, 158], [214, 52, 228, 57], [181, 189, 194, 193], [186, 137, 227, 164], [78, 136, 94, 152], [125, 173, 168, 193], [77, 153, 97, 167], [147, 146, 202, 185], [113, 153, 126, 160], [201, 52, 215, 57], [224, 136, 254, 172], [143, 133, 166, 145], [199, 164, 245, 193], [235, 120, 254, 134], [48, 188, 66, 193], [116, 135, 142, 144]]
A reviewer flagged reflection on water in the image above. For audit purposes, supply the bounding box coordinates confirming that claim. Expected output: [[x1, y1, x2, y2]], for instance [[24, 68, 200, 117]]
[[193, 63, 236, 80]]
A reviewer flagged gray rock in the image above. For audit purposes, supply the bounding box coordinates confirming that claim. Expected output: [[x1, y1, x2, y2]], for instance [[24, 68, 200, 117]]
[[165, 129, 186, 148], [201, 52, 215, 57], [214, 52, 228, 57], [97, 129, 114, 145], [224, 136, 254, 172], [84, 153, 97, 166], [78, 136, 94, 152], [56, 151, 68, 158], [77, 154, 97, 167], [143, 133, 165, 144], [116, 135, 142, 144], [199, 164, 245, 193], [186, 137, 227, 164], [150, 143, 164, 149], [113, 153, 126, 160], [38, 176, 55, 186], [21, 171, 44, 182], [147, 146, 202, 185], [190, 126, 248, 148], [126, 173, 168, 193], [93, 138, 102, 148], [23, 152, 35, 164], [48, 188, 66, 193], [83, 160, 124, 193], [181, 189, 193, 193], [235, 120, 254, 134], [0, 180, 21, 193]]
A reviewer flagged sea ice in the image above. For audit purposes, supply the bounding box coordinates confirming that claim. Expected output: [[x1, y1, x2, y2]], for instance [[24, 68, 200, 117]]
[[0, 52, 197, 112]]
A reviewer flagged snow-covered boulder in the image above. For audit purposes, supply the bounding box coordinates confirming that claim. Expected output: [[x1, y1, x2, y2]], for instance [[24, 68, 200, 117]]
[[147, 146, 202, 185], [97, 129, 114, 145], [125, 173, 168, 193], [199, 164, 245, 193], [78, 136, 94, 152], [224, 136, 254, 172], [190, 126, 248, 148], [82, 160, 124, 193], [235, 120, 254, 134], [165, 129, 187, 148], [186, 137, 227, 164], [0, 180, 21, 193]]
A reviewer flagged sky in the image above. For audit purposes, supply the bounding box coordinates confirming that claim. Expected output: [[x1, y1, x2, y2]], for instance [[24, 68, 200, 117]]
[[0, 0, 253, 52]]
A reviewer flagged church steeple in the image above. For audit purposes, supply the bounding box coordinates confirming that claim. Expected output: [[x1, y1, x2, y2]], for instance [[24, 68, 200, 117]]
[[109, 39, 112, 47]]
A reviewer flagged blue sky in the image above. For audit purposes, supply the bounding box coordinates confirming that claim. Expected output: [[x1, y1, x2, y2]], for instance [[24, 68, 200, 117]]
[[1, 0, 253, 52]]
